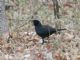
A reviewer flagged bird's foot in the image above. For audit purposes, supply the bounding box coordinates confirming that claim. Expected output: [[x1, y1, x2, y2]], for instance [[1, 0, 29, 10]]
[[42, 41, 47, 44]]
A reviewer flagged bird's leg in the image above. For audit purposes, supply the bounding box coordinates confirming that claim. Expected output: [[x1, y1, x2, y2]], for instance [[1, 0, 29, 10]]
[[42, 39, 45, 44], [42, 38, 47, 44]]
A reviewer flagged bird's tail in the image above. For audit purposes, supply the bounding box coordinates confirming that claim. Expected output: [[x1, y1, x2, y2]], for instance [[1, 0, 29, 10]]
[[57, 29, 66, 31]]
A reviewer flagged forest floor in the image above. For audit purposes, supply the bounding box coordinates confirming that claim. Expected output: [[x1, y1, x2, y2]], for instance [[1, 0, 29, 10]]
[[0, 30, 80, 60]]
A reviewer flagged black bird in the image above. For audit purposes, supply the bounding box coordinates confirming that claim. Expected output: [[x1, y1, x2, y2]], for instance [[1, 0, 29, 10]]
[[33, 20, 66, 44]]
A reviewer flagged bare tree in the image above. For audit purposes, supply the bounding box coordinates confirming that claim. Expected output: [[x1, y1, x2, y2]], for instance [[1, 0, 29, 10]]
[[0, 0, 9, 40], [52, 0, 60, 19]]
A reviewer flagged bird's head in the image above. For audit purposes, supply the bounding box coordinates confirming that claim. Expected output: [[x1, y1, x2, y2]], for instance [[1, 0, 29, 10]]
[[32, 20, 42, 26]]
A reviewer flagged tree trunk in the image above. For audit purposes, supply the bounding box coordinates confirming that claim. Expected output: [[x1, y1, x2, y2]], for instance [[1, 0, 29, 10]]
[[0, 0, 9, 40], [52, 0, 60, 19]]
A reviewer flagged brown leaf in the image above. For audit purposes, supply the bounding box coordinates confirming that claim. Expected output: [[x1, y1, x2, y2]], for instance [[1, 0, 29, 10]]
[[55, 52, 63, 60], [0, 37, 4, 45], [16, 47, 24, 53], [36, 53, 44, 60], [63, 3, 73, 8]]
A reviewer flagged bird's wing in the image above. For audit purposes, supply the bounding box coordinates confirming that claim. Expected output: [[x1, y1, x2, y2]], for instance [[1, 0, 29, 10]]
[[43, 25, 56, 33]]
